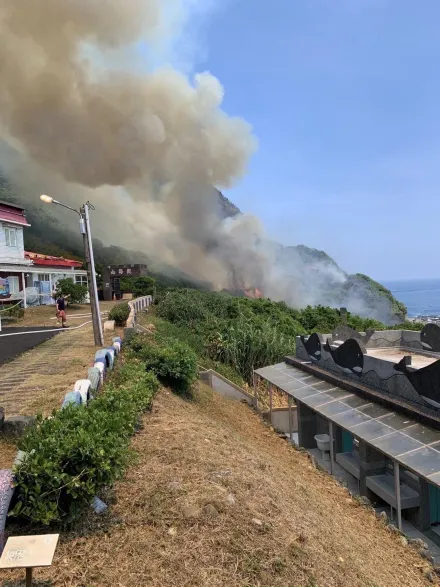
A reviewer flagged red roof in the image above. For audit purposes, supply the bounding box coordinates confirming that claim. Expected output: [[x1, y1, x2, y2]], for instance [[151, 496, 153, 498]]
[[0, 202, 30, 226], [25, 251, 83, 268]]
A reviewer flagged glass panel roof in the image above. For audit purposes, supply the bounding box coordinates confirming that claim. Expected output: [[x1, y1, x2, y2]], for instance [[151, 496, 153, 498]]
[[255, 362, 440, 486]]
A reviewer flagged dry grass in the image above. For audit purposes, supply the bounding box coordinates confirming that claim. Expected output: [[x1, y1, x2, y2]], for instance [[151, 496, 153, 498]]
[[255, 376, 290, 410], [16, 300, 118, 328], [0, 438, 17, 470], [2, 383, 435, 586]]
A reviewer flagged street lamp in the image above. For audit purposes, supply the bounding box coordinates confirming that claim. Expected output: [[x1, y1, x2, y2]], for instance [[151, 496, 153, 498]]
[[39, 195, 104, 346]]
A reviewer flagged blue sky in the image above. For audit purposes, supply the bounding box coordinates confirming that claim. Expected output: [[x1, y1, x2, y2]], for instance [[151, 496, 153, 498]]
[[174, 0, 440, 281]]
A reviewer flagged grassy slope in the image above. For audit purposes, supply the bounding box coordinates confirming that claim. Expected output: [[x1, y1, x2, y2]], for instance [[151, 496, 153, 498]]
[[2, 385, 434, 586]]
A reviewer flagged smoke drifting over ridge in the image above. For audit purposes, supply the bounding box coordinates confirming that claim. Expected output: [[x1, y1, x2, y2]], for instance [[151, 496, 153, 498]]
[[0, 0, 270, 288], [0, 0, 401, 322]]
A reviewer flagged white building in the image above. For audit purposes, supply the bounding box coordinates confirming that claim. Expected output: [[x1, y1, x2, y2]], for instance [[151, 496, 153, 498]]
[[0, 200, 88, 307]]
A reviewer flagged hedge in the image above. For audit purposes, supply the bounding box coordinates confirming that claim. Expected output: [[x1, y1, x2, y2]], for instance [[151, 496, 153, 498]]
[[126, 333, 198, 395], [11, 363, 159, 525]]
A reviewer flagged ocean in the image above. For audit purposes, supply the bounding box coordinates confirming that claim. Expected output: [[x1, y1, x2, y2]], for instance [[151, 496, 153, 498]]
[[382, 278, 440, 318]]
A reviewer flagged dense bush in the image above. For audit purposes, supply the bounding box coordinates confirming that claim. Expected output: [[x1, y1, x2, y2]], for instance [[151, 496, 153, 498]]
[[157, 289, 211, 326], [155, 289, 413, 384], [119, 276, 134, 293], [127, 333, 198, 394], [12, 364, 159, 525], [391, 321, 425, 331], [206, 317, 296, 384], [295, 305, 386, 333], [152, 287, 426, 385], [108, 301, 131, 326], [156, 289, 397, 337], [132, 276, 156, 299], [54, 277, 88, 304], [1, 302, 24, 319]]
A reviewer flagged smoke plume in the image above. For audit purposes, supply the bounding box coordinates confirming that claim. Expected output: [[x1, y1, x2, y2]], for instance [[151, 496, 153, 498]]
[[0, 0, 399, 323], [0, 0, 266, 285]]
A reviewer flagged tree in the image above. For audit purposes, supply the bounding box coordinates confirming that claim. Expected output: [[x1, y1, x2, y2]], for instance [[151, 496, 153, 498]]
[[119, 277, 134, 293], [132, 276, 156, 299], [54, 278, 88, 304]]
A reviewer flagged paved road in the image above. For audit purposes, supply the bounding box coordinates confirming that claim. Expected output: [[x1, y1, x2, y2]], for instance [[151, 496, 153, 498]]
[[0, 327, 61, 367]]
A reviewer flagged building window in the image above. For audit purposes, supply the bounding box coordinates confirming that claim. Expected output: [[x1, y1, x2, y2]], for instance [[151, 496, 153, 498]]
[[7, 276, 19, 294], [75, 275, 88, 286], [38, 274, 50, 282], [5, 226, 17, 247]]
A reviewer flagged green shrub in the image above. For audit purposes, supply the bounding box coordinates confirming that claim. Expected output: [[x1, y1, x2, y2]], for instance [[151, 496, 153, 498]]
[[54, 277, 88, 304], [153, 288, 421, 386], [1, 302, 24, 319], [391, 321, 425, 331], [108, 301, 131, 326], [127, 333, 198, 394], [132, 276, 156, 299], [119, 276, 134, 293], [157, 289, 210, 326], [12, 364, 159, 525], [205, 317, 296, 384]]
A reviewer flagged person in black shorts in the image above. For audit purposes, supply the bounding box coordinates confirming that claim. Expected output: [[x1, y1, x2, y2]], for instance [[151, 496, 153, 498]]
[[56, 294, 68, 328]]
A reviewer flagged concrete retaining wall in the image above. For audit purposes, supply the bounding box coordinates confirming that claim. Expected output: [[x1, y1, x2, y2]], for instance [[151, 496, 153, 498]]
[[263, 407, 298, 434], [201, 368, 299, 436], [126, 295, 153, 328], [200, 369, 254, 405]]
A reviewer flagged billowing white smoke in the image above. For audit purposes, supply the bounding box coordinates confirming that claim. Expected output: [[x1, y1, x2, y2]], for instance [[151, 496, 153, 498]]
[[0, 0, 399, 322], [0, 0, 265, 288]]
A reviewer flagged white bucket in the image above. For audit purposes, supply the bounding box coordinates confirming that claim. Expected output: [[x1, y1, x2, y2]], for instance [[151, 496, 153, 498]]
[[314, 434, 330, 452]]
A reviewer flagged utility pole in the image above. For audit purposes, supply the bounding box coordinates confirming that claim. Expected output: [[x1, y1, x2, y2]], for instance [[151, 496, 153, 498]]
[[80, 203, 104, 346], [40, 195, 104, 347]]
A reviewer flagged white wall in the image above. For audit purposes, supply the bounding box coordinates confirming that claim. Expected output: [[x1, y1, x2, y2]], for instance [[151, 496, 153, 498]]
[[0, 223, 25, 262]]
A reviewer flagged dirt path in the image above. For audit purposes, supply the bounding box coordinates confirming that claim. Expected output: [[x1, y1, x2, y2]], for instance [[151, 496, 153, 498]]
[[2, 384, 435, 586]]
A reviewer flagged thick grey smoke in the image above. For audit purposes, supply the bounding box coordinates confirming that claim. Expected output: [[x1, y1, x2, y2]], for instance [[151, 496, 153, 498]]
[[0, 0, 399, 322], [0, 0, 262, 286]]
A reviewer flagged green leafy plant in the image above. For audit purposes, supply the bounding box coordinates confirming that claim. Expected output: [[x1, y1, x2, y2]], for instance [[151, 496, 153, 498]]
[[0, 303, 24, 319], [206, 317, 296, 384], [12, 364, 159, 525], [108, 301, 131, 326], [54, 277, 88, 304], [152, 288, 424, 385], [127, 333, 198, 395], [132, 276, 156, 299]]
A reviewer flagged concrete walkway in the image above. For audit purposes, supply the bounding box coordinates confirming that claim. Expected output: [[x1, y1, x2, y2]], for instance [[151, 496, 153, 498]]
[[0, 326, 95, 417]]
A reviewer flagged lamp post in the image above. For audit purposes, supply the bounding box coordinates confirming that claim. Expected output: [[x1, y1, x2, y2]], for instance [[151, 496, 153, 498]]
[[39, 195, 104, 346]]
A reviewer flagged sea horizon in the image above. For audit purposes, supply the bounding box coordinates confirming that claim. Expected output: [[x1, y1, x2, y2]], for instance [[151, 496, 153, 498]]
[[381, 277, 440, 318]]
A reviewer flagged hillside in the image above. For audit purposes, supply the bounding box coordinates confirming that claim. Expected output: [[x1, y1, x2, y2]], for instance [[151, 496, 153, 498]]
[[0, 175, 406, 322], [273, 238, 406, 324], [0, 175, 210, 290], [214, 189, 406, 323], [6, 383, 432, 587]]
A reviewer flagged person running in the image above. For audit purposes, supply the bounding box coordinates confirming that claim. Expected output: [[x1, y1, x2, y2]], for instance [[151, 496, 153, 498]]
[[56, 293, 68, 328]]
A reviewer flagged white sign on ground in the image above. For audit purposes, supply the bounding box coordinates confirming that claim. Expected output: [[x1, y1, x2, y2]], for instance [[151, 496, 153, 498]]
[[0, 534, 59, 569]]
